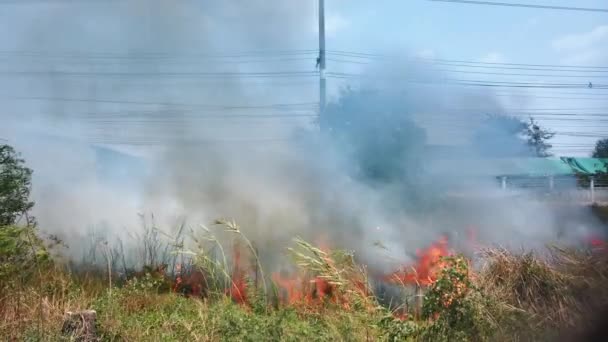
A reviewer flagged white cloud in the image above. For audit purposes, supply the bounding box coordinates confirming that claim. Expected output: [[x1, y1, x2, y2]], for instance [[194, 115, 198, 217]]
[[415, 49, 436, 59], [478, 52, 506, 64], [552, 25, 608, 65], [553, 25, 608, 51], [326, 13, 349, 37], [525, 17, 539, 28], [311, 12, 349, 38]]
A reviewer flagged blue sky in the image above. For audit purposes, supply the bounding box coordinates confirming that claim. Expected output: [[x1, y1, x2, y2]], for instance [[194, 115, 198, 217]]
[[323, 0, 608, 154], [327, 0, 607, 64]]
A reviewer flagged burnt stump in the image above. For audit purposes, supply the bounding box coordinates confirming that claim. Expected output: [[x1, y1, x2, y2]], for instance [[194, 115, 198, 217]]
[[61, 310, 98, 341]]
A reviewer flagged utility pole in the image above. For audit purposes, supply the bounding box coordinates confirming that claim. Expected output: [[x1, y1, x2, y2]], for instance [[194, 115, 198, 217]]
[[318, 0, 326, 131]]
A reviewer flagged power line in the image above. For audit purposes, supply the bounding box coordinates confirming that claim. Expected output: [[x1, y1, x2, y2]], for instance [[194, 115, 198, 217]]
[[0, 57, 316, 66], [493, 94, 608, 101], [424, 0, 608, 13], [427, 60, 608, 71], [0, 70, 319, 78], [0, 0, 116, 3], [82, 138, 299, 147], [326, 72, 608, 89], [0, 50, 318, 59], [0, 95, 319, 110], [80, 113, 317, 119], [327, 50, 608, 70], [436, 69, 608, 79], [9, 47, 608, 72]]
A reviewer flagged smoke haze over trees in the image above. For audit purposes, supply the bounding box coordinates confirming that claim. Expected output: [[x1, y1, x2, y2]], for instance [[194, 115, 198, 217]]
[[473, 115, 555, 158]]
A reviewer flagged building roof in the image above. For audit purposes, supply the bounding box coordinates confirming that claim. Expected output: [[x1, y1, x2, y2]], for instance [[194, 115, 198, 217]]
[[425, 157, 608, 178], [561, 157, 608, 175]]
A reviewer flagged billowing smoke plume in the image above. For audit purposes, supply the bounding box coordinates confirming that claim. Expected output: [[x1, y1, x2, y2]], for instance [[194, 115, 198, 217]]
[[0, 0, 601, 270]]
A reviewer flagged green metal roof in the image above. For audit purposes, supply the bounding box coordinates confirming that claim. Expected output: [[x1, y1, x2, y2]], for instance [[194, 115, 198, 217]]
[[492, 158, 574, 177], [561, 157, 608, 175], [426, 157, 608, 177]]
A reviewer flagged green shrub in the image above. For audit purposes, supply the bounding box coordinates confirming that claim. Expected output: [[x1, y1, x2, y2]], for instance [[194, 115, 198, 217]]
[[0, 226, 50, 293], [378, 314, 421, 341], [421, 256, 495, 342]]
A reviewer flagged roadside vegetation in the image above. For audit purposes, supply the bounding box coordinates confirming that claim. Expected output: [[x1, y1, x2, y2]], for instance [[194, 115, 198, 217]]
[[1, 221, 607, 341]]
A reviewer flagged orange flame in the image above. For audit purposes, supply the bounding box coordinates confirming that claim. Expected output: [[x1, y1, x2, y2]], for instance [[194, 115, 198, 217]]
[[272, 272, 305, 305], [384, 236, 451, 286], [272, 236, 337, 307], [227, 244, 248, 304]]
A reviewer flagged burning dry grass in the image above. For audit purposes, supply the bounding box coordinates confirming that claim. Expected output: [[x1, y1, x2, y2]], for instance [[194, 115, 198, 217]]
[[2, 222, 608, 341], [282, 238, 376, 312]]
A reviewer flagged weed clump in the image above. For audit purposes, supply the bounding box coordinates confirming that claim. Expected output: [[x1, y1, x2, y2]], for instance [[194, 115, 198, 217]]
[[476, 246, 608, 339]]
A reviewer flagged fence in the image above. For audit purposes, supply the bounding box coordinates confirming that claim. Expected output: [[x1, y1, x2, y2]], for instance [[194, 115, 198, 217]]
[[497, 175, 608, 204]]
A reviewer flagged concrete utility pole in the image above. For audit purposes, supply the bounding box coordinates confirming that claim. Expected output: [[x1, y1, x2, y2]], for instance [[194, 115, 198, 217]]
[[318, 0, 327, 131]]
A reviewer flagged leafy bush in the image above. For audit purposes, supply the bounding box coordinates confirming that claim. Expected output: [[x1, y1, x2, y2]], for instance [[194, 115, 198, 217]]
[[421, 256, 495, 341], [378, 314, 421, 341], [0, 226, 50, 294]]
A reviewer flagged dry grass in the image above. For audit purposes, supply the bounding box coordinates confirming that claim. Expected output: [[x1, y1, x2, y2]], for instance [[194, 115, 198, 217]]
[[475, 245, 608, 338], [0, 266, 100, 340]]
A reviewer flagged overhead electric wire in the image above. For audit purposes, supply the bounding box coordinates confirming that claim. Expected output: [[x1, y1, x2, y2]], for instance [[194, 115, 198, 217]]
[[424, 0, 608, 13], [0, 70, 319, 78], [431, 107, 608, 112], [435, 69, 608, 78], [326, 72, 608, 89], [0, 0, 118, 4], [327, 50, 608, 70], [79, 137, 300, 147], [7, 48, 608, 72], [0, 95, 319, 110], [0, 57, 317, 66], [451, 82, 608, 89], [80, 113, 317, 119], [1, 47, 605, 151], [428, 60, 608, 71], [492, 94, 608, 101], [0, 49, 318, 60]]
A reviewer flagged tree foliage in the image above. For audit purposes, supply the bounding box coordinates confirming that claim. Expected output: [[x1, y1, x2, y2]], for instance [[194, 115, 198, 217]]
[[526, 117, 555, 157], [0, 144, 34, 226], [592, 138, 608, 158]]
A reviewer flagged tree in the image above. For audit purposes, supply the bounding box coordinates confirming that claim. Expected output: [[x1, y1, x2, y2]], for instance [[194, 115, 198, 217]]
[[0, 144, 34, 226], [592, 138, 608, 158], [525, 117, 555, 157]]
